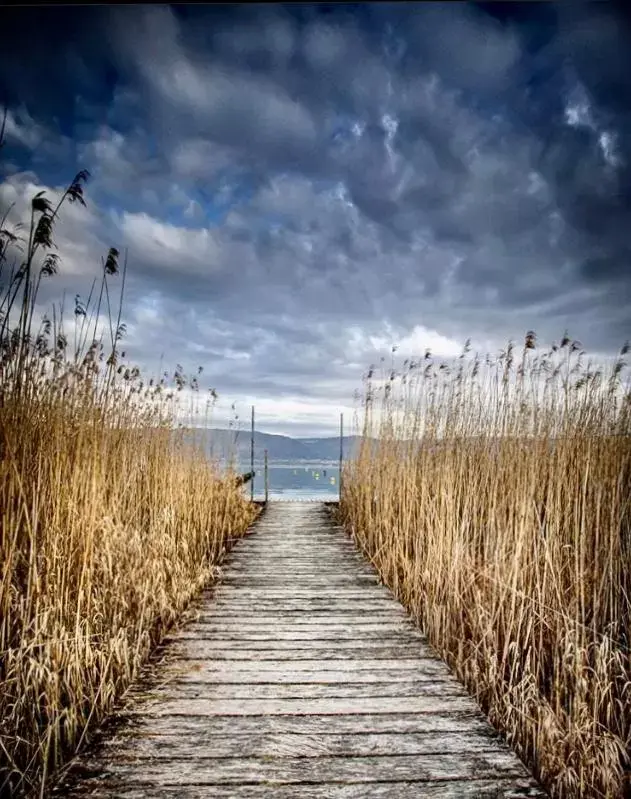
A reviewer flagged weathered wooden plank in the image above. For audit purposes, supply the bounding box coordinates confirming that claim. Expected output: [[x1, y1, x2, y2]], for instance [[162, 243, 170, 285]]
[[220, 571, 379, 578], [104, 711, 493, 737], [97, 730, 505, 759], [67, 751, 534, 785], [176, 626, 425, 641], [225, 558, 366, 564], [199, 610, 408, 621], [134, 695, 478, 716], [226, 557, 369, 564], [60, 780, 545, 798], [227, 552, 362, 557], [202, 599, 377, 606], [147, 680, 466, 701], [230, 553, 363, 560], [208, 596, 393, 605], [224, 571, 373, 578], [174, 644, 429, 660], [213, 586, 391, 595], [202, 602, 403, 613], [173, 633, 427, 650], [176, 657, 444, 672], [205, 593, 397, 600], [203, 588, 393, 597], [227, 540, 357, 546], [183, 621, 414, 634], [218, 582, 383, 591], [194, 612, 407, 623], [167, 666, 450, 683], [230, 552, 360, 555], [222, 575, 377, 582]]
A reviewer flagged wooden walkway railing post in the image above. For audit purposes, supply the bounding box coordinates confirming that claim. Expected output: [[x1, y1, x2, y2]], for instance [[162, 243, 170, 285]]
[[250, 405, 255, 502], [264, 448, 269, 503], [339, 412, 344, 501]]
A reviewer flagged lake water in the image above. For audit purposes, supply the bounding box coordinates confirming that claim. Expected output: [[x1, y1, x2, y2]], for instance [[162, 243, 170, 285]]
[[244, 463, 341, 501]]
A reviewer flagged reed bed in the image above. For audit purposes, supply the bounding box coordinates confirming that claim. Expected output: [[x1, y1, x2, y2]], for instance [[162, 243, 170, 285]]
[[0, 167, 257, 796], [341, 335, 631, 798]]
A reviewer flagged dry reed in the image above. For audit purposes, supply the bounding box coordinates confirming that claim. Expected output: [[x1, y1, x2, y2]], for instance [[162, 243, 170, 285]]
[[0, 164, 257, 796], [341, 335, 631, 798]]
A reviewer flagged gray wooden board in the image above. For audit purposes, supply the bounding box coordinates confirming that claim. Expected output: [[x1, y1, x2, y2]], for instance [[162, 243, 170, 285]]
[[177, 628, 423, 641], [99, 712, 494, 737], [66, 751, 533, 784], [59, 502, 546, 798], [162, 666, 450, 683], [57, 782, 546, 798], [99, 714, 492, 741], [172, 646, 432, 660], [141, 681, 467, 701], [174, 657, 447, 672], [194, 613, 408, 622], [208, 589, 392, 598], [132, 695, 477, 716], [202, 603, 404, 612], [178, 625, 424, 639], [95, 730, 504, 758], [141, 677, 466, 715]]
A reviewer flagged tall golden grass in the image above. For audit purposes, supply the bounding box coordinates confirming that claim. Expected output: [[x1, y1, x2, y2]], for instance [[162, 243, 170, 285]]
[[0, 165, 257, 796], [341, 335, 631, 798]]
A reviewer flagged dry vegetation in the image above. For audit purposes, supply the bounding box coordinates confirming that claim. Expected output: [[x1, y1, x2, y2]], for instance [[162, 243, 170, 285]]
[[0, 164, 257, 796], [341, 335, 631, 798]]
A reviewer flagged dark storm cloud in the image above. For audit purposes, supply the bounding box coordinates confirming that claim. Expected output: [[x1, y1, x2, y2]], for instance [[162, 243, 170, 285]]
[[1, 2, 630, 433]]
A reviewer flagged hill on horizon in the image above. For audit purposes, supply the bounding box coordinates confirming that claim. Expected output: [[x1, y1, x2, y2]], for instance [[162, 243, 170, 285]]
[[180, 427, 368, 463]]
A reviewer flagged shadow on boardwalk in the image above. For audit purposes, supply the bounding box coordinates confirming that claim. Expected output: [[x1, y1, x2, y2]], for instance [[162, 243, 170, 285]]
[[53, 502, 546, 798]]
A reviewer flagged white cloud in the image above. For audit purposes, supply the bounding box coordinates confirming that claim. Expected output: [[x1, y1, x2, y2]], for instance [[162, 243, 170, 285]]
[[117, 212, 221, 274], [3, 108, 43, 150], [392, 325, 464, 359], [598, 131, 622, 168], [0, 173, 107, 280], [196, 394, 358, 438], [344, 323, 463, 362], [564, 82, 622, 169]]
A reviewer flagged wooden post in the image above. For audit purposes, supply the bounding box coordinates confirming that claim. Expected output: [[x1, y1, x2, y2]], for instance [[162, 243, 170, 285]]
[[264, 448, 269, 504], [339, 412, 344, 501], [250, 405, 255, 502]]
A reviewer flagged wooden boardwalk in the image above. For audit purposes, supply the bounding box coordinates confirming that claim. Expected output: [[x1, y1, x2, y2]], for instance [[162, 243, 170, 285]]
[[59, 502, 545, 798]]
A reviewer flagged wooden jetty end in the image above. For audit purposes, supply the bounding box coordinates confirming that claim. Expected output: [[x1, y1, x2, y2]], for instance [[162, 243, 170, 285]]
[[58, 502, 546, 798]]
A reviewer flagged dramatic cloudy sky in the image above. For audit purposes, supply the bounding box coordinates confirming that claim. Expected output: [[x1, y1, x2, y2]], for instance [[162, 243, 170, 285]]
[[1, 3, 630, 435]]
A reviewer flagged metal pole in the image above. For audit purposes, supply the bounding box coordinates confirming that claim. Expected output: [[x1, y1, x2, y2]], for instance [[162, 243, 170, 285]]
[[264, 448, 269, 504], [339, 412, 344, 501], [250, 405, 255, 502]]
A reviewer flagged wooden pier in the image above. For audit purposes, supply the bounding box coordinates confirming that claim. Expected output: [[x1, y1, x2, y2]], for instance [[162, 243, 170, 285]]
[[58, 502, 546, 797]]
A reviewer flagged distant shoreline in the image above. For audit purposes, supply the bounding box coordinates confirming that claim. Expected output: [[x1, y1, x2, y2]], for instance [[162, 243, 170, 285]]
[[219, 459, 342, 468]]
